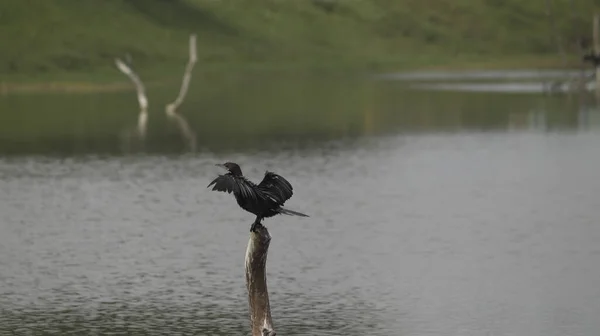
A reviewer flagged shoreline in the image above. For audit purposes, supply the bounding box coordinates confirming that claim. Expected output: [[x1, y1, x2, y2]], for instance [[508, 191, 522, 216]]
[[0, 55, 581, 95]]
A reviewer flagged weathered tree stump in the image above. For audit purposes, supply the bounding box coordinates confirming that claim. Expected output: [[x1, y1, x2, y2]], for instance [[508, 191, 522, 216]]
[[245, 223, 276, 336]]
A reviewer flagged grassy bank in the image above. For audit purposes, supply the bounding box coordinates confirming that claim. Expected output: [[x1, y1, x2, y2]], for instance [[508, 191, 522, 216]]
[[1, 0, 597, 86]]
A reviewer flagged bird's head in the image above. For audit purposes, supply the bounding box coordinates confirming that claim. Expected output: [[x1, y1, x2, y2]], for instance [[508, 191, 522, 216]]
[[216, 162, 243, 176]]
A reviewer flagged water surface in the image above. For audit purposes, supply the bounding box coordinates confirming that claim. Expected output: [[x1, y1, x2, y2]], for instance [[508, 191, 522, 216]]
[[1, 71, 600, 335]]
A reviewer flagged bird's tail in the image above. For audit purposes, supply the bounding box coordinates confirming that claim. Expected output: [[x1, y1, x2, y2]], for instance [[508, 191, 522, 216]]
[[278, 207, 309, 217]]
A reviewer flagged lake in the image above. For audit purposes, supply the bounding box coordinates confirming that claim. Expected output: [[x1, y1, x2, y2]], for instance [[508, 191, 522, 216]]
[[1, 70, 600, 336]]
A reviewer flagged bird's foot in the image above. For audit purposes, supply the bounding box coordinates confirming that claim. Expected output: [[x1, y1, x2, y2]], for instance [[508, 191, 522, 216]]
[[250, 221, 262, 233]]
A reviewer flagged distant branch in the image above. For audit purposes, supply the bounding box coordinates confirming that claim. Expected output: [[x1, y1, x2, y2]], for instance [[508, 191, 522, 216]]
[[166, 34, 197, 117], [166, 34, 198, 151], [115, 58, 149, 138], [245, 224, 276, 336]]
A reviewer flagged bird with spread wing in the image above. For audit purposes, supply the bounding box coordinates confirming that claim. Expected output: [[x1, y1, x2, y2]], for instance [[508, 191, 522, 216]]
[[208, 162, 308, 232]]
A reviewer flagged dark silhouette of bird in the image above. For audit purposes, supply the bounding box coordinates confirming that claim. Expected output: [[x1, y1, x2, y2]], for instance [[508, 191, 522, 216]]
[[583, 51, 600, 67], [208, 162, 308, 232]]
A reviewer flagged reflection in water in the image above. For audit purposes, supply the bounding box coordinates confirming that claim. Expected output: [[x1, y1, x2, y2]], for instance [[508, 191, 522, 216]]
[[1, 72, 600, 156]]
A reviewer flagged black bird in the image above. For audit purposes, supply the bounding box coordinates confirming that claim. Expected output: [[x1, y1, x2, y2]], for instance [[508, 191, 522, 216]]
[[583, 52, 600, 67], [208, 162, 308, 232]]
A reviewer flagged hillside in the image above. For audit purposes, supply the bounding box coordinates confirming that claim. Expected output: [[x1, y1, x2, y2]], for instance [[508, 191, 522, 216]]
[[0, 0, 598, 79]]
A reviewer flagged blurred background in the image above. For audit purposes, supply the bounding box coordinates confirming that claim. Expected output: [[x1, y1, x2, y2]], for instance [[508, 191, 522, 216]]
[[1, 1, 600, 335]]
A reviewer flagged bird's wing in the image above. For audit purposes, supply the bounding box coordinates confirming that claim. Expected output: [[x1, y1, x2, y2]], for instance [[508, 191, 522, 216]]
[[257, 171, 294, 204], [207, 174, 258, 200]]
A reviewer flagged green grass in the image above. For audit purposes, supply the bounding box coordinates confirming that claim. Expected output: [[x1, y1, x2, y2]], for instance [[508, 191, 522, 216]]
[[0, 0, 598, 83]]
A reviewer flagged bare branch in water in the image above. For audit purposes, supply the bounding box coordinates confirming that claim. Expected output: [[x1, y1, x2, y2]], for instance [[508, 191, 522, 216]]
[[115, 58, 149, 138], [166, 34, 197, 116], [116, 34, 197, 152], [166, 34, 198, 151]]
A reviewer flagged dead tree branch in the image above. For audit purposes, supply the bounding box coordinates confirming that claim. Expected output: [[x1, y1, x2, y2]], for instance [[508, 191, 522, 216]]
[[245, 223, 276, 336], [166, 34, 197, 116], [115, 58, 148, 138], [166, 34, 198, 151]]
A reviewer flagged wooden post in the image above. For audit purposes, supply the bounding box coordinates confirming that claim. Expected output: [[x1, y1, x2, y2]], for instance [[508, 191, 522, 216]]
[[245, 223, 276, 336]]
